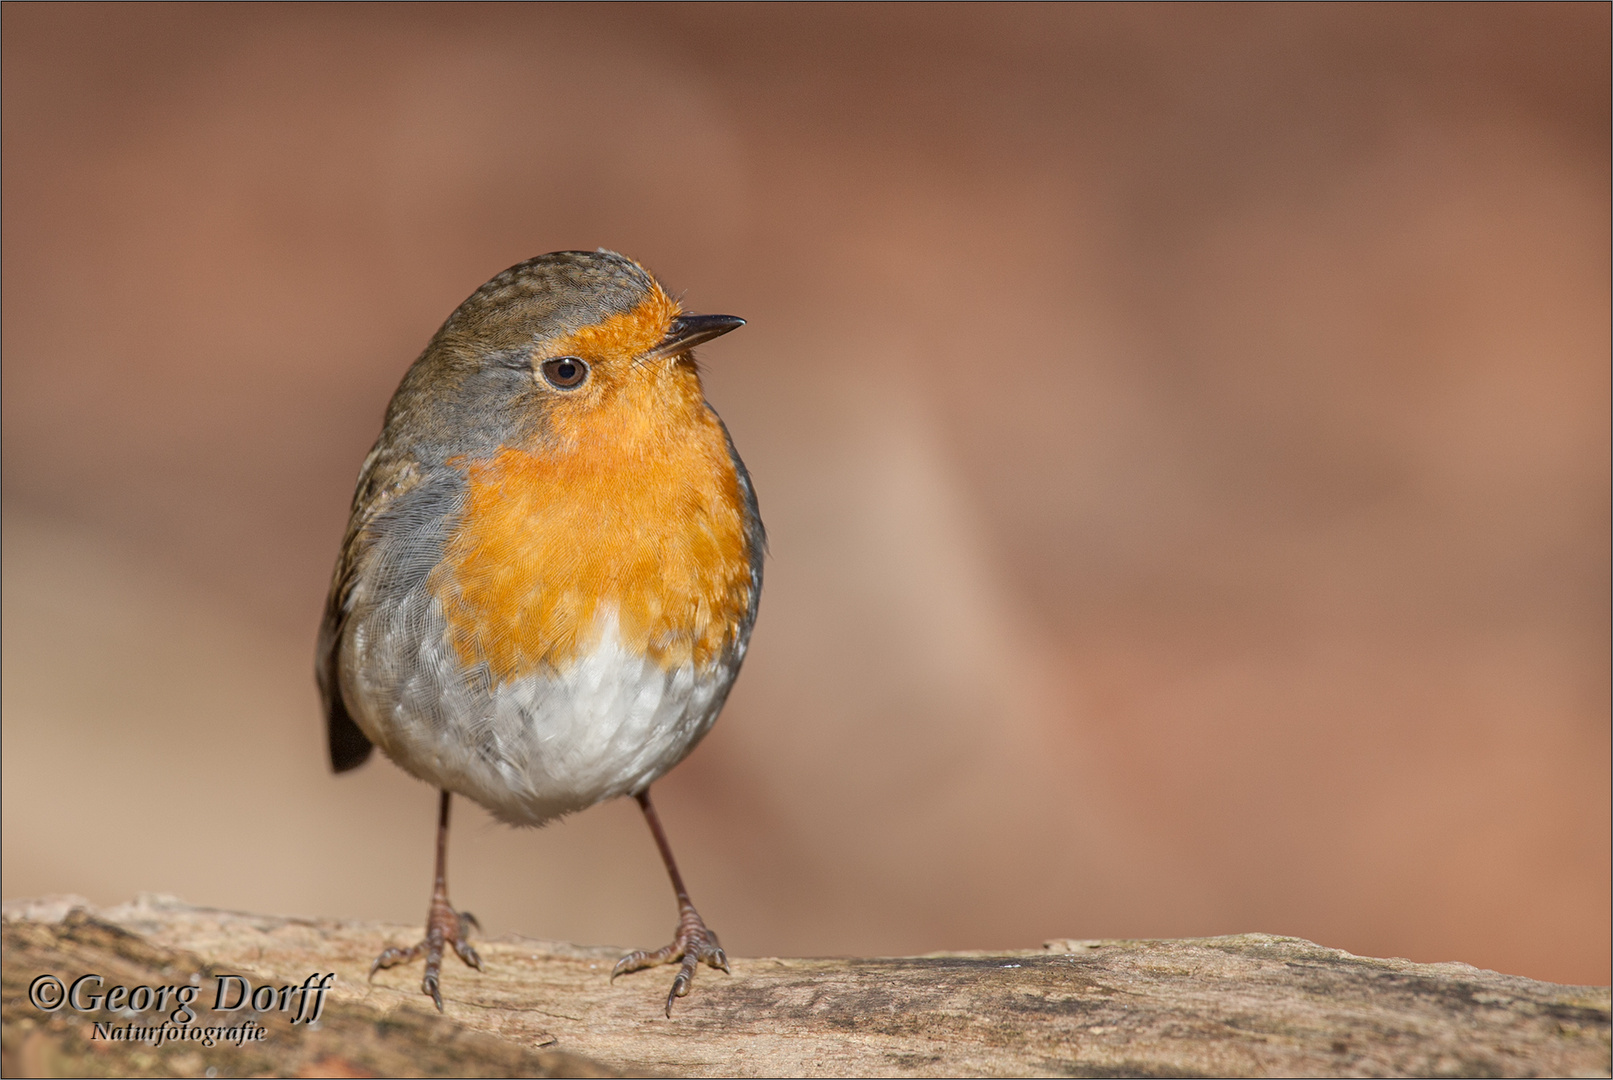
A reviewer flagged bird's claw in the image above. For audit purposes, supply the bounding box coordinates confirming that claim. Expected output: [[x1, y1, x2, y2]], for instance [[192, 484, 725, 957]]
[[369, 898, 482, 1011], [611, 905, 729, 1016]]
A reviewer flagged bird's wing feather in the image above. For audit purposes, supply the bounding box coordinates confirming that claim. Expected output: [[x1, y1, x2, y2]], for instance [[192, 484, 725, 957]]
[[316, 445, 427, 773]]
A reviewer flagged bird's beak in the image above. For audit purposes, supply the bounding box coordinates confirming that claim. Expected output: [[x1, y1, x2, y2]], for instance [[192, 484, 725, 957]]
[[642, 313, 746, 362]]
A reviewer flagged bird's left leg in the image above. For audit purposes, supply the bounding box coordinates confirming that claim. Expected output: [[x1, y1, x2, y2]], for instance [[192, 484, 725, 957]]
[[611, 787, 730, 1016], [370, 789, 483, 1010]]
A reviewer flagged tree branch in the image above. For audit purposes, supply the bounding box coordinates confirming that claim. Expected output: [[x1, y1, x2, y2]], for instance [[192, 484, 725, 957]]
[[3, 896, 1607, 1078]]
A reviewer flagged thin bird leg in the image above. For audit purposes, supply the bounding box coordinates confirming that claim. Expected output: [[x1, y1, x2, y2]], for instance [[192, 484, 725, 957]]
[[612, 787, 730, 1016], [370, 789, 483, 1010]]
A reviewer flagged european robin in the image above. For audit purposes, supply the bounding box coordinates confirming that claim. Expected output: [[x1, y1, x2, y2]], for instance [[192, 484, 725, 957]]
[[315, 249, 762, 1016]]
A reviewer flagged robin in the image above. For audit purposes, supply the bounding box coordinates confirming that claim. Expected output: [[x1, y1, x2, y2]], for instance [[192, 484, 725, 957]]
[[315, 249, 762, 1017]]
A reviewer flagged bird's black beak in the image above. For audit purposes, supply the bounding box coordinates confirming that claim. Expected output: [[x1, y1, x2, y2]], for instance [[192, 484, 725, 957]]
[[643, 313, 746, 361]]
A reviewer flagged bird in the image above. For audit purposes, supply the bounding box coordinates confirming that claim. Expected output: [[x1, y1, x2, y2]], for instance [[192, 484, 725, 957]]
[[315, 249, 762, 1017]]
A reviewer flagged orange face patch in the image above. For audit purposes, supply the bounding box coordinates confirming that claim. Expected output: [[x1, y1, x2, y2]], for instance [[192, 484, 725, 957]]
[[431, 344, 753, 682], [549, 285, 681, 368]]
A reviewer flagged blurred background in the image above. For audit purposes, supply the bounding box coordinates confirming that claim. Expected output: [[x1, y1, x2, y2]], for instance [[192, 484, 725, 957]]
[[3, 4, 1608, 986]]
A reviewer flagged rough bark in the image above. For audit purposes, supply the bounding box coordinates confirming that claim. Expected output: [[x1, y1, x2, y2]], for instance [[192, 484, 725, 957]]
[[2, 896, 1607, 1078]]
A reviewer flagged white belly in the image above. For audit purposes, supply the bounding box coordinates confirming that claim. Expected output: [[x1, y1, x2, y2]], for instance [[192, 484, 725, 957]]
[[351, 609, 736, 826]]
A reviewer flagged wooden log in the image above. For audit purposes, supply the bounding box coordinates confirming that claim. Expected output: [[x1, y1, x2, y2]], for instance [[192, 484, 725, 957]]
[[3, 895, 1607, 1078]]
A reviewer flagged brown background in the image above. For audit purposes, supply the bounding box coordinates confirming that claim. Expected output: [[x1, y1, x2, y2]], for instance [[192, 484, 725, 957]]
[[3, 4, 1608, 986]]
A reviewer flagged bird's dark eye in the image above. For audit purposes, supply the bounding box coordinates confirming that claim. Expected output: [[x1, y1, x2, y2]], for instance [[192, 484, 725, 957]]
[[541, 357, 589, 389]]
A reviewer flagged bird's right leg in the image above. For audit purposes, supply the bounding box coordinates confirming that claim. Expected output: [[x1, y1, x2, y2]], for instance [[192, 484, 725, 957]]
[[612, 787, 730, 1016], [370, 788, 483, 1011]]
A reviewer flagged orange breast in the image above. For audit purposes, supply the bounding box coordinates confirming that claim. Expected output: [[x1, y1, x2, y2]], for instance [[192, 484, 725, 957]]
[[431, 370, 754, 682]]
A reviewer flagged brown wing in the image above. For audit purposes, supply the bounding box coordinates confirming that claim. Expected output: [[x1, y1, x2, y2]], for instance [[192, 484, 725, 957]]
[[316, 446, 425, 773]]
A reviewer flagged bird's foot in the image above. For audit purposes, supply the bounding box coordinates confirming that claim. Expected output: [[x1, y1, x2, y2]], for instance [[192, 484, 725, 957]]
[[611, 902, 730, 1017], [369, 894, 482, 1011]]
